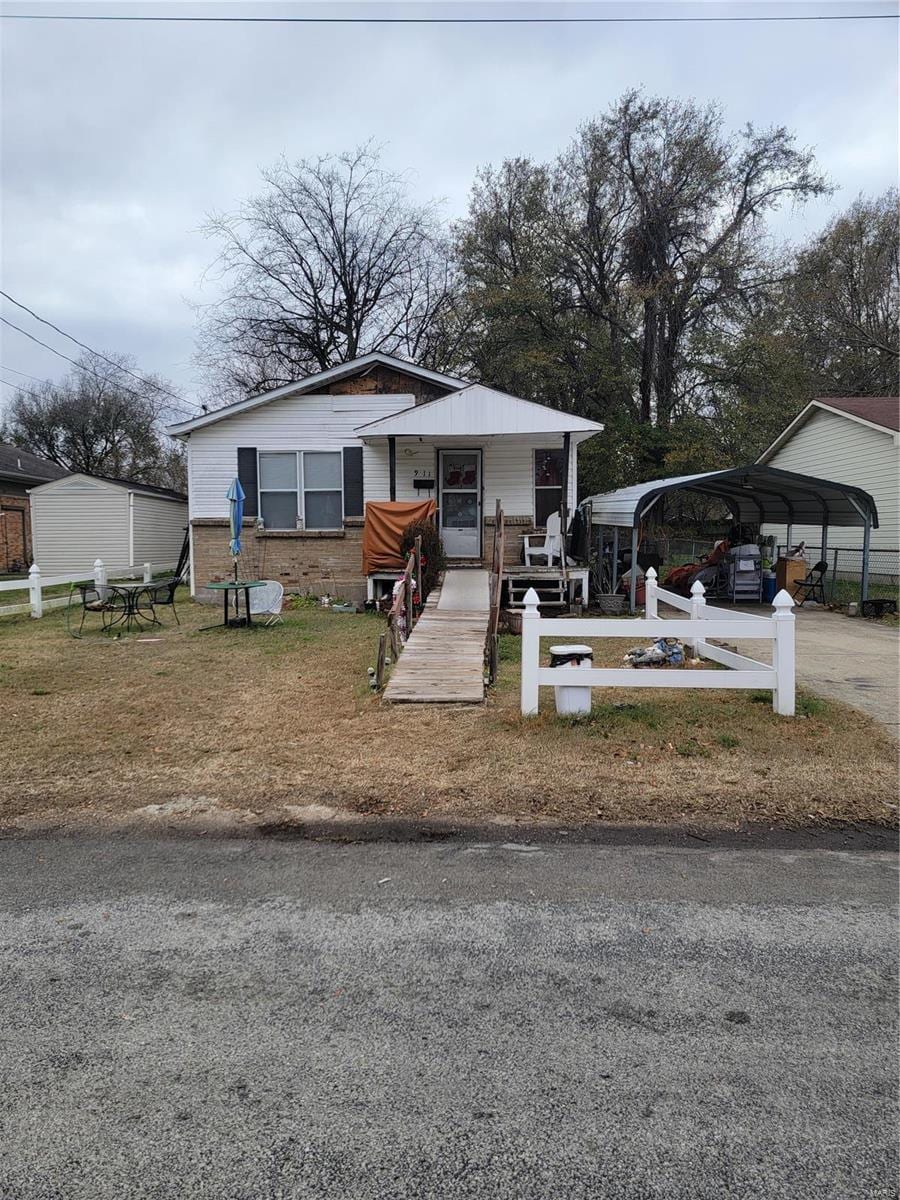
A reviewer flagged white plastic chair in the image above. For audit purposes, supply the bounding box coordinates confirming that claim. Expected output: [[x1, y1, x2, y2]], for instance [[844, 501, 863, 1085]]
[[249, 580, 284, 625], [524, 511, 562, 566]]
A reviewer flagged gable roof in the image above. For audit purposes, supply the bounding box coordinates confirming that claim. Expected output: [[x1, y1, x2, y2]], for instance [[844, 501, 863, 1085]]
[[0, 442, 68, 485], [166, 352, 470, 437], [355, 384, 604, 438], [758, 396, 900, 463], [29, 472, 187, 502]]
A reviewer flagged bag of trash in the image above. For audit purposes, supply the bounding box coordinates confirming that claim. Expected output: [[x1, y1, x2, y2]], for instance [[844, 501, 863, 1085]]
[[624, 637, 685, 668]]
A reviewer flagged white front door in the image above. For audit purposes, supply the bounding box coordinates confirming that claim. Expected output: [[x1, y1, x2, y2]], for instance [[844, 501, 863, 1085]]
[[439, 450, 482, 558]]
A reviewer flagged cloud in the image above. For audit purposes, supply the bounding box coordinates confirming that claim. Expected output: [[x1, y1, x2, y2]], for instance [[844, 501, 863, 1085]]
[[1, 6, 896, 405]]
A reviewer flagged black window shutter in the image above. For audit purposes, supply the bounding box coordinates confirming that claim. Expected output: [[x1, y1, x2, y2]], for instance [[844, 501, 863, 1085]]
[[343, 445, 364, 517], [237, 447, 258, 517]]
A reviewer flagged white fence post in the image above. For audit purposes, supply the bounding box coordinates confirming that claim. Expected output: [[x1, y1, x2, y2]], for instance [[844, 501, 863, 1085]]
[[689, 579, 707, 657], [520, 587, 541, 717], [28, 564, 42, 619], [93, 558, 107, 600], [645, 567, 658, 618], [143, 562, 152, 583], [771, 589, 796, 716]]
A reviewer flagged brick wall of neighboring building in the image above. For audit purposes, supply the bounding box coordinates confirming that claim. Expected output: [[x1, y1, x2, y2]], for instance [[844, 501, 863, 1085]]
[[0, 494, 30, 571], [191, 518, 369, 604]]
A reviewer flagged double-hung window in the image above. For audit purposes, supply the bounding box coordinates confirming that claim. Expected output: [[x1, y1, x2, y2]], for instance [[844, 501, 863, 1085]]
[[533, 448, 565, 528], [258, 451, 343, 530]]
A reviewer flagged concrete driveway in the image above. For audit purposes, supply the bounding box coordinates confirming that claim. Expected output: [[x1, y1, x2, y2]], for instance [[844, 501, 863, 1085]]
[[727, 607, 899, 735], [0, 834, 896, 1200]]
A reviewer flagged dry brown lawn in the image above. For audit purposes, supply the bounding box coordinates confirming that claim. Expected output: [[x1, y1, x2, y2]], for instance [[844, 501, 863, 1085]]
[[1, 595, 896, 830]]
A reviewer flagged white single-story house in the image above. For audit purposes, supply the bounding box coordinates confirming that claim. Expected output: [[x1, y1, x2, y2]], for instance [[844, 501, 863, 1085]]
[[758, 396, 899, 553], [167, 352, 604, 602], [29, 473, 188, 575]]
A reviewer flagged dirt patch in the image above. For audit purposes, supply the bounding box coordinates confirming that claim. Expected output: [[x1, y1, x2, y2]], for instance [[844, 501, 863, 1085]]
[[1, 603, 896, 831]]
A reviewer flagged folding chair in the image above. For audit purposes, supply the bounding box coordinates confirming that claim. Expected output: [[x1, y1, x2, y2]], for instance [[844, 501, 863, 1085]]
[[793, 559, 828, 606]]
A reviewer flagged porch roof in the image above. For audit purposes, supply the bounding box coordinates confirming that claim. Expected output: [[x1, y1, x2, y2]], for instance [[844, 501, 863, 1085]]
[[355, 384, 603, 440]]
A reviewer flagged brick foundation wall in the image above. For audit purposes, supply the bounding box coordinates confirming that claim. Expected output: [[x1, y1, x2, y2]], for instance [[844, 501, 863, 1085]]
[[191, 511, 538, 603], [191, 518, 368, 604], [0, 494, 30, 571]]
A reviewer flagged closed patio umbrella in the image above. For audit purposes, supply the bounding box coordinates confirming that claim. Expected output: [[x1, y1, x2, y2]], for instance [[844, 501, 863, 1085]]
[[227, 477, 245, 585]]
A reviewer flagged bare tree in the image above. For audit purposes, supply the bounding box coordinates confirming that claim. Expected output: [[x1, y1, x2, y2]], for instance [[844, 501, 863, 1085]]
[[789, 189, 899, 394], [1, 352, 186, 490], [197, 144, 458, 396]]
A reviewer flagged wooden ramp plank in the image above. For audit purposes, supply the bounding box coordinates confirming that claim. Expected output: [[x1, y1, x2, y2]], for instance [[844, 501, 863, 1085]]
[[383, 569, 490, 704]]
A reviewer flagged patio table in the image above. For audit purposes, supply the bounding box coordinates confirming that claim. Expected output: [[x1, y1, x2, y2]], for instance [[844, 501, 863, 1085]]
[[104, 581, 159, 634], [202, 580, 266, 630]]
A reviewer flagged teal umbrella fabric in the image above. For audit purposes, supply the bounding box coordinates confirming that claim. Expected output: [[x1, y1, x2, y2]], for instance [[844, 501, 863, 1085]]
[[226, 478, 245, 576]]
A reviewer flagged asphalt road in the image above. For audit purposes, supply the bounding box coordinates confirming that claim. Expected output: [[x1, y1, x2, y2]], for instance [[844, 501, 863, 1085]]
[[0, 833, 896, 1200]]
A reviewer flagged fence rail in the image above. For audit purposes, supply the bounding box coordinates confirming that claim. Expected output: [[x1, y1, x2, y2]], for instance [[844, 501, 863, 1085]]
[[0, 559, 178, 618], [521, 568, 796, 717]]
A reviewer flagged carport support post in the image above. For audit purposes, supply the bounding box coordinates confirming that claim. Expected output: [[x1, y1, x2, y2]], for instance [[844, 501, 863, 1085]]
[[520, 587, 541, 717], [771, 589, 796, 717], [860, 516, 871, 603], [628, 526, 639, 613]]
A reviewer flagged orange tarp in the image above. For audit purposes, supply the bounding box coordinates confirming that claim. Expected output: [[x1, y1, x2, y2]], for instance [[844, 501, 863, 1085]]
[[362, 499, 437, 575]]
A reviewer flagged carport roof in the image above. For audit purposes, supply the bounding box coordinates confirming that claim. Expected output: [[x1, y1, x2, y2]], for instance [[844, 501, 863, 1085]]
[[582, 466, 878, 530]]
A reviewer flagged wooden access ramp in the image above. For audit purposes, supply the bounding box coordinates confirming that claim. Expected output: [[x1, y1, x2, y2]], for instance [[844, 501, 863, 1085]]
[[382, 569, 490, 704]]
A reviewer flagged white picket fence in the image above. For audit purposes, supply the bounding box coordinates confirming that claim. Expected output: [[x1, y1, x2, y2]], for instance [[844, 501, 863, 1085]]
[[0, 559, 179, 619], [521, 568, 796, 717]]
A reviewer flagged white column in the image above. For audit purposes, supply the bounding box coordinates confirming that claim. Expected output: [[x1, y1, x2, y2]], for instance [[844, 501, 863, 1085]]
[[520, 586, 541, 716], [93, 558, 107, 600], [28, 563, 42, 619], [144, 562, 153, 583], [689, 579, 707, 657], [644, 567, 658, 618], [772, 589, 796, 716]]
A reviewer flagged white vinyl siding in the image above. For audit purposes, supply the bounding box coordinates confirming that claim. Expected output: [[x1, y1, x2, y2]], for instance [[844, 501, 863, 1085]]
[[131, 494, 188, 564], [29, 477, 187, 574], [30, 477, 129, 573], [185, 391, 413, 518], [762, 409, 899, 551]]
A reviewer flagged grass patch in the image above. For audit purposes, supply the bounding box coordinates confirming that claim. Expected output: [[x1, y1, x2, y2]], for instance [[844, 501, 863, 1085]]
[[0, 601, 895, 829], [798, 694, 828, 718]]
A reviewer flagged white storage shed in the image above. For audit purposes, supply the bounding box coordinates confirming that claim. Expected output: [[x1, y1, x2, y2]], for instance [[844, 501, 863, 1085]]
[[29, 473, 188, 575]]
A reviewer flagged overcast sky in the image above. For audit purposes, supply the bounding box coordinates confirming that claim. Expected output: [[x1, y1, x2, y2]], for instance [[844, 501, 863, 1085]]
[[1, 0, 897, 414]]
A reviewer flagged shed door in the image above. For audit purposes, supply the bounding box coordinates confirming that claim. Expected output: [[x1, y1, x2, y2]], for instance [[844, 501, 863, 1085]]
[[439, 450, 481, 559]]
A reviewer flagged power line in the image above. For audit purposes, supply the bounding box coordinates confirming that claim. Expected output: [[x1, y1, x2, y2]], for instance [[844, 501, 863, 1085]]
[[0, 289, 199, 410], [1, 9, 895, 20], [0, 375, 46, 402], [0, 317, 199, 417], [0, 363, 47, 385]]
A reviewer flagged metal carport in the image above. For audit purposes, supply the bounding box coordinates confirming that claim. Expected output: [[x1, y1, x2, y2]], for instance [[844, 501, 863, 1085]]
[[581, 465, 879, 611]]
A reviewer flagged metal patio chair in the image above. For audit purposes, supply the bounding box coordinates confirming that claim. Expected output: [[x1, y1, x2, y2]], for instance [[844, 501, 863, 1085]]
[[65, 583, 122, 639]]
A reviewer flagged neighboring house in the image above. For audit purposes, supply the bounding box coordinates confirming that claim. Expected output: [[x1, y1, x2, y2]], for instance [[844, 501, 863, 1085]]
[[757, 397, 899, 553], [167, 352, 604, 602], [0, 443, 67, 572], [29, 474, 188, 575]]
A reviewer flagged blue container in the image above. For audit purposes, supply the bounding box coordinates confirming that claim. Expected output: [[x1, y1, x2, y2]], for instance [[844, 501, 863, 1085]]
[[763, 576, 777, 603]]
